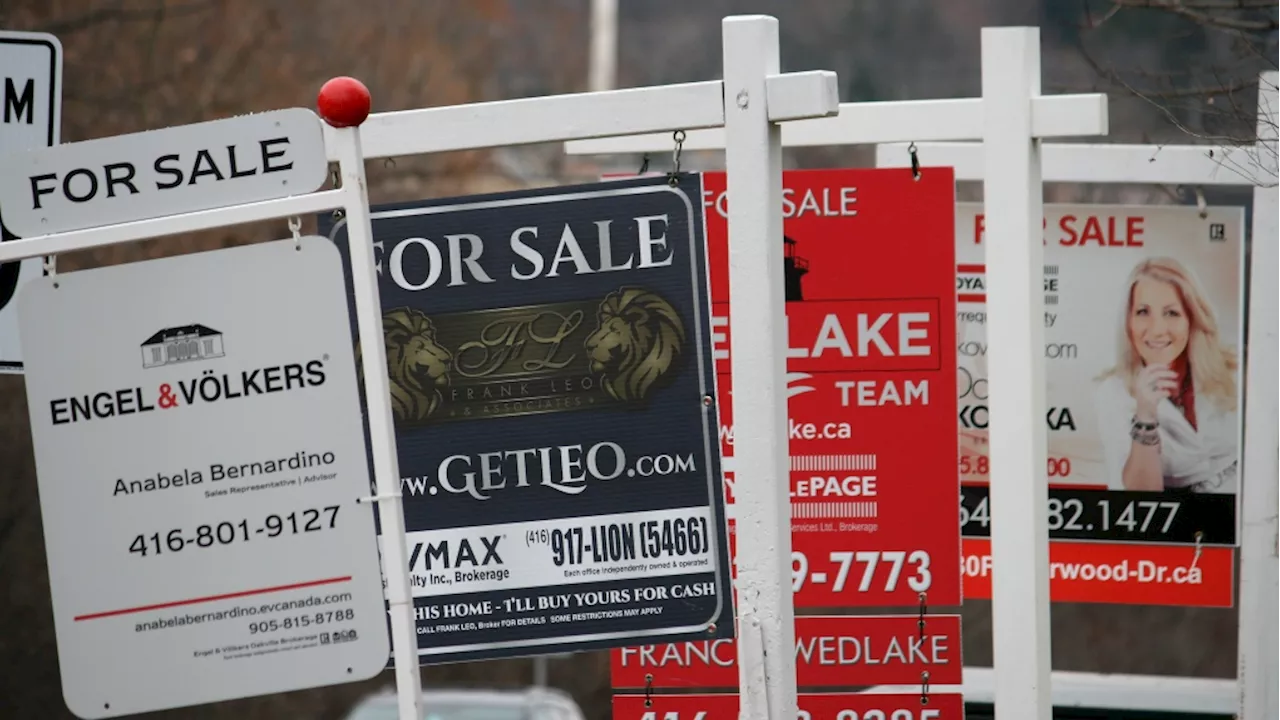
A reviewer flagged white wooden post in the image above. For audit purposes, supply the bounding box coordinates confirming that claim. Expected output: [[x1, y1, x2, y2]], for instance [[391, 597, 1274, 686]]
[[589, 0, 618, 92], [1238, 69, 1278, 720], [326, 122, 425, 720], [875, 70, 1279, 720], [721, 16, 796, 720], [979, 29, 1053, 719], [562, 26, 1106, 720]]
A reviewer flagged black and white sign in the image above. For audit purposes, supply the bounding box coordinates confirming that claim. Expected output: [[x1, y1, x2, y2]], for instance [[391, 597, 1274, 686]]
[[18, 237, 390, 718], [321, 174, 734, 663], [0, 107, 329, 238], [0, 30, 62, 373]]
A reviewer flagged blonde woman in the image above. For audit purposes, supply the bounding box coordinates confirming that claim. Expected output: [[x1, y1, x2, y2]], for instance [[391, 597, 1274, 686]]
[[1094, 256, 1239, 493]]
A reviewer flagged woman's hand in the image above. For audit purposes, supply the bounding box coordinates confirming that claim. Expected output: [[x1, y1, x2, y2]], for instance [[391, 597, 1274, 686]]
[[1134, 363, 1178, 422]]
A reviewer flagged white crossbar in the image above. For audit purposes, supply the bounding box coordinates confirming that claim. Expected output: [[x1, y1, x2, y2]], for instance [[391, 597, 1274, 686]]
[[0, 189, 346, 264], [562, 94, 1106, 154], [867, 669, 1237, 715], [875, 141, 1271, 185], [326, 71, 837, 160]]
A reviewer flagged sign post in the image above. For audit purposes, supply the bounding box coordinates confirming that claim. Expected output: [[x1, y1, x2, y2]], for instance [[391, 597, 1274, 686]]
[[874, 69, 1279, 720], [0, 29, 62, 372], [0, 89, 408, 717], [565, 27, 1109, 720], [1, 14, 842, 720]]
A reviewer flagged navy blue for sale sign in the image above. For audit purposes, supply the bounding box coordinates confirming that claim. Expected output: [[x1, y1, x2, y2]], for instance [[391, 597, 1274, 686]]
[[321, 174, 733, 664]]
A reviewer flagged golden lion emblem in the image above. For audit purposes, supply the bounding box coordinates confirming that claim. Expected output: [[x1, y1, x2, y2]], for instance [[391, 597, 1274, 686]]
[[584, 287, 686, 403], [356, 307, 453, 423]]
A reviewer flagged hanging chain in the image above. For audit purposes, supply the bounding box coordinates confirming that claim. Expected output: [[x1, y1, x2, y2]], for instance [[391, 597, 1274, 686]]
[[908, 141, 921, 181], [638, 153, 651, 175], [643, 673, 654, 708], [666, 130, 686, 186], [917, 591, 928, 642]]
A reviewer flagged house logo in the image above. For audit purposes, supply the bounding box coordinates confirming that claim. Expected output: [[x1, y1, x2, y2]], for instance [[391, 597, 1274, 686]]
[[140, 324, 225, 369]]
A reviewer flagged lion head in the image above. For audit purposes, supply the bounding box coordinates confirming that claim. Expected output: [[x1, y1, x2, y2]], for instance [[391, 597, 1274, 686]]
[[356, 307, 453, 423], [584, 287, 686, 403]]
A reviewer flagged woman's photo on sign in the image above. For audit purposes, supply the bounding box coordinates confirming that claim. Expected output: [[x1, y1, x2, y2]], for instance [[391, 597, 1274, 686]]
[[1093, 256, 1240, 494]]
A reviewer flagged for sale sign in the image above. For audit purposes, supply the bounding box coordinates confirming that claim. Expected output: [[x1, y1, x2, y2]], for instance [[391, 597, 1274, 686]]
[[611, 615, 962, 688], [704, 168, 960, 608], [321, 174, 733, 663], [17, 238, 391, 718], [953, 203, 1243, 607]]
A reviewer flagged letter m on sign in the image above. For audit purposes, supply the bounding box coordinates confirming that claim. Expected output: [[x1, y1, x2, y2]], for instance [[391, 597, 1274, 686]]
[[4, 78, 33, 124]]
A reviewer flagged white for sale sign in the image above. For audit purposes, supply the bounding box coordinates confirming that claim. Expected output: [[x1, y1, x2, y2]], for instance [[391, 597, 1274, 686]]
[[17, 237, 389, 718]]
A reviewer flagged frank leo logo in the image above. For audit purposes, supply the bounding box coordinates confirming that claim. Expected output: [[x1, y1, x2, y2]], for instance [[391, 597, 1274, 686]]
[[141, 324, 225, 369]]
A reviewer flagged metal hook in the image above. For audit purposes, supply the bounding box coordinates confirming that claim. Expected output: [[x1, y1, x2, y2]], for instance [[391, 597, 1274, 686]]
[[908, 142, 921, 181], [638, 153, 651, 175], [44, 254, 58, 288], [643, 674, 654, 708], [384, 157, 397, 170], [1194, 186, 1207, 219], [920, 670, 931, 705], [329, 163, 341, 188], [288, 216, 303, 251], [1191, 530, 1203, 569], [917, 591, 928, 641], [667, 130, 686, 186]]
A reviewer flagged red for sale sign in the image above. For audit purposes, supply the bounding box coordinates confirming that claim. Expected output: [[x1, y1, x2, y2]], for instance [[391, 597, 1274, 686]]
[[613, 693, 966, 720], [611, 615, 961, 688], [703, 168, 961, 608]]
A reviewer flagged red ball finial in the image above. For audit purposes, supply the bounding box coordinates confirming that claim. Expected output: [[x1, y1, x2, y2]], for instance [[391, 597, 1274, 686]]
[[317, 77, 371, 128]]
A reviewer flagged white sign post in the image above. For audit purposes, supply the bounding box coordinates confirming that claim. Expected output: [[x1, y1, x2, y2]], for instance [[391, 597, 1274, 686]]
[[563, 26, 1109, 720], [874, 70, 1279, 720], [0, 30, 62, 372], [1, 15, 839, 720], [0, 100, 418, 718]]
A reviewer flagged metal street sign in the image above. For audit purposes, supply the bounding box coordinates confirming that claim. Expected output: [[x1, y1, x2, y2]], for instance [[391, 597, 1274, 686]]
[[320, 173, 734, 663], [0, 30, 62, 373], [18, 237, 390, 718], [0, 107, 328, 237]]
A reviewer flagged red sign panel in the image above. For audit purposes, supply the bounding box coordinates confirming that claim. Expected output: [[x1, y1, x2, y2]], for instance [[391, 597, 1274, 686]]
[[611, 615, 961, 688], [613, 693, 966, 720], [961, 537, 1234, 607], [703, 168, 961, 608]]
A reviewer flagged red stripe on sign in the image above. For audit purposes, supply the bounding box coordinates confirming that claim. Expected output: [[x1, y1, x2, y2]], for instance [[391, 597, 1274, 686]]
[[956, 263, 985, 273], [962, 538, 1234, 607], [73, 576, 352, 621], [957, 293, 986, 303]]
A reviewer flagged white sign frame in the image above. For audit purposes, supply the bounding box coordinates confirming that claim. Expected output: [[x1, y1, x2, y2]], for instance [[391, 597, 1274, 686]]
[[873, 70, 1279, 720], [0, 15, 841, 720], [563, 27, 1110, 720], [0, 29, 63, 373]]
